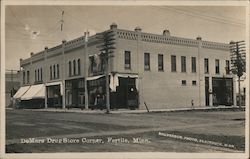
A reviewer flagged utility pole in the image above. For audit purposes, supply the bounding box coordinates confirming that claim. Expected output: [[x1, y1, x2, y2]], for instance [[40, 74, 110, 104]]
[[62, 40, 66, 109], [44, 47, 48, 109], [96, 30, 116, 114], [60, 11, 64, 31], [229, 41, 246, 108], [84, 31, 89, 110], [60, 10, 66, 109], [197, 36, 202, 107]]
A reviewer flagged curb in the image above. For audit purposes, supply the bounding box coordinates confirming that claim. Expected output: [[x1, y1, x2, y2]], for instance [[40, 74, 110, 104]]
[[7, 106, 245, 114]]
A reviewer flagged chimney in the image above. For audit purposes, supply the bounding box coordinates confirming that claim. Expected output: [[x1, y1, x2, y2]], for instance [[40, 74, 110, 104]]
[[110, 23, 118, 30], [196, 36, 202, 40], [62, 39, 67, 43], [135, 26, 142, 32], [44, 46, 48, 50], [163, 30, 170, 36], [30, 52, 34, 56]]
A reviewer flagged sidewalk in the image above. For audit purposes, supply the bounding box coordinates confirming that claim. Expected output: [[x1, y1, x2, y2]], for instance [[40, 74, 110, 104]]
[[7, 105, 244, 114]]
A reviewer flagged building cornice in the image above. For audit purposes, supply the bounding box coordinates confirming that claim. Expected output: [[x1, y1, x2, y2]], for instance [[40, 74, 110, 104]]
[[116, 29, 229, 51], [20, 26, 230, 67]]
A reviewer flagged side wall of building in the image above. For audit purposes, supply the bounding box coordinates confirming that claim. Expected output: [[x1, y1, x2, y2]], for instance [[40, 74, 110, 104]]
[[114, 33, 232, 109]]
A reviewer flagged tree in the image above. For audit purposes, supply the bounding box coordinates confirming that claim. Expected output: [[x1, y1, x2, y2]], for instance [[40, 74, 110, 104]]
[[96, 30, 116, 113], [229, 41, 246, 108]]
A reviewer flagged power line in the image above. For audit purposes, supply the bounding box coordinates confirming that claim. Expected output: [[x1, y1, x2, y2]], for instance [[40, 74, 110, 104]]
[[153, 6, 245, 28], [54, 6, 103, 32], [8, 7, 26, 27], [5, 23, 29, 38], [6, 38, 60, 44]]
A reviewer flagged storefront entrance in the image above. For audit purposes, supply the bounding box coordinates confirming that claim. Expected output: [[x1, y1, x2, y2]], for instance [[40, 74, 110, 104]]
[[115, 77, 138, 109], [65, 78, 85, 108], [47, 84, 62, 108], [87, 75, 139, 110], [212, 77, 233, 106]]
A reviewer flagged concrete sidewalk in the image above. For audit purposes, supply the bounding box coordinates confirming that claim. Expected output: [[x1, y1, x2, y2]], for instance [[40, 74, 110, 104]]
[[6, 105, 244, 114]]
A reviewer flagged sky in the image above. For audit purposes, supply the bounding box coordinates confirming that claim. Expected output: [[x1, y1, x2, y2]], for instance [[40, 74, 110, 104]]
[[5, 5, 246, 70]]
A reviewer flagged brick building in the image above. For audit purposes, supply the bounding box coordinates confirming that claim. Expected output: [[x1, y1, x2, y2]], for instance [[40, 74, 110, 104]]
[[14, 23, 236, 110]]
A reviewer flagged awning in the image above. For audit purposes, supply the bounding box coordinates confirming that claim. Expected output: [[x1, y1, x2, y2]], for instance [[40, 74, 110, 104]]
[[110, 73, 139, 92], [13, 86, 30, 99], [21, 84, 45, 100], [86, 73, 139, 92], [46, 81, 62, 86], [86, 75, 105, 81], [116, 73, 139, 78]]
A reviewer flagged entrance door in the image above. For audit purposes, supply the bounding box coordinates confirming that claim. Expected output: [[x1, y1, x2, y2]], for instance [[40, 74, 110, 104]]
[[205, 77, 209, 106], [47, 85, 61, 108], [212, 77, 233, 106], [116, 77, 138, 109], [72, 79, 79, 107]]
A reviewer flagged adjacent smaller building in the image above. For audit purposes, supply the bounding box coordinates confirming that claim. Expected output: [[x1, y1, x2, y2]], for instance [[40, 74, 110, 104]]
[[5, 71, 21, 107]]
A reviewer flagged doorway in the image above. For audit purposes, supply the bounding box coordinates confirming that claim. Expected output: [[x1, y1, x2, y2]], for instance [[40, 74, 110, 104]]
[[115, 77, 138, 109]]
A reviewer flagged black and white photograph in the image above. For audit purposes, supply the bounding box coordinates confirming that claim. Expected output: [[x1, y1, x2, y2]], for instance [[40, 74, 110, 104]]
[[1, 0, 249, 159]]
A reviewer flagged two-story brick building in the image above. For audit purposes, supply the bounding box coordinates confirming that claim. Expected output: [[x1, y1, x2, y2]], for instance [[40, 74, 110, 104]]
[[13, 23, 236, 110]]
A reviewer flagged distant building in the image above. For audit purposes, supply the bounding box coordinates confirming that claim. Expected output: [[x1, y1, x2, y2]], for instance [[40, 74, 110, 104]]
[[14, 23, 236, 110], [5, 71, 21, 107]]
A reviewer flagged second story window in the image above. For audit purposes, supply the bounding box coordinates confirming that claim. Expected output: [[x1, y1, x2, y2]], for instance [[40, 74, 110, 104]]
[[181, 80, 187, 86], [144, 53, 150, 71], [215, 59, 220, 74], [69, 61, 72, 76], [40, 68, 43, 81], [204, 58, 209, 74], [77, 59, 81, 75], [181, 56, 186, 72], [35, 70, 37, 82], [23, 71, 26, 84], [100, 58, 105, 72], [192, 80, 197, 86], [125, 51, 131, 69], [171, 55, 176, 72], [27, 71, 30, 84], [89, 56, 97, 73], [73, 60, 76, 75], [53, 65, 56, 79], [226, 60, 230, 74], [158, 54, 164, 71], [37, 69, 40, 81], [191, 57, 196, 73], [50, 66, 52, 80], [57, 64, 59, 78]]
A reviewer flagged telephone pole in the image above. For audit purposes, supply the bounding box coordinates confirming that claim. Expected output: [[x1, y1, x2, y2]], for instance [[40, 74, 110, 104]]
[[96, 30, 116, 114], [229, 41, 246, 108], [84, 31, 89, 110]]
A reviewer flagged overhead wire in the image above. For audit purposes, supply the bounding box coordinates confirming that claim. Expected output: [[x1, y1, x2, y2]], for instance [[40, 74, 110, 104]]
[[152, 6, 245, 28], [54, 6, 103, 32]]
